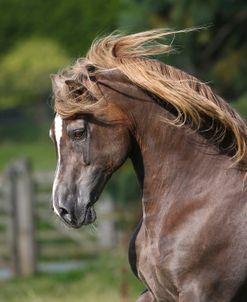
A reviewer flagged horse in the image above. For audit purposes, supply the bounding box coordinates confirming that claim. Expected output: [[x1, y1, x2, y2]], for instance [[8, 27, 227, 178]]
[[49, 29, 247, 301]]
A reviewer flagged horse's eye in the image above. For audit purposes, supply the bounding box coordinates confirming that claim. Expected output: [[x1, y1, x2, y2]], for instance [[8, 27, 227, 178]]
[[71, 128, 87, 141]]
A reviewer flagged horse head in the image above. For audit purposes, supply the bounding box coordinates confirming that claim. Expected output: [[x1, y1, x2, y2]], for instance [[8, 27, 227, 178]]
[[50, 74, 132, 228]]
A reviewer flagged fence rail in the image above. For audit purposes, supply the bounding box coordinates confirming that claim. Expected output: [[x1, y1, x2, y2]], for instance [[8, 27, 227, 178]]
[[0, 157, 118, 277]]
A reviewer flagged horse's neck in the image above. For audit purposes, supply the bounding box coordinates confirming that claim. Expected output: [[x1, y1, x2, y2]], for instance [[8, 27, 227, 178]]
[[129, 101, 241, 220]]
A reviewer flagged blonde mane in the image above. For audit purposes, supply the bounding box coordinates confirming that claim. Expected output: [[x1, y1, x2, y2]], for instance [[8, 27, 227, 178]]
[[54, 29, 247, 169]]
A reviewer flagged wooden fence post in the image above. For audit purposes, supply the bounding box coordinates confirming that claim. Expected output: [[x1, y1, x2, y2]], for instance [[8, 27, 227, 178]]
[[97, 196, 117, 249], [6, 158, 36, 276], [5, 164, 19, 275], [15, 158, 36, 276]]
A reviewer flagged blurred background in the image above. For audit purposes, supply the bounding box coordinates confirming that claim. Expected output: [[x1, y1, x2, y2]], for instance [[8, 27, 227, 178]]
[[0, 0, 246, 301]]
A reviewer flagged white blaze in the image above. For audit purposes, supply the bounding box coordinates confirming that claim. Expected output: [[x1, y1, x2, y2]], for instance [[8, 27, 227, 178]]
[[49, 128, 53, 141], [52, 114, 63, 216]]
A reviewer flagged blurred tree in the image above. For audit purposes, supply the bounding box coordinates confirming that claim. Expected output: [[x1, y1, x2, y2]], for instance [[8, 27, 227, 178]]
[[232, 93, 247, 119], [118, 0, 247, 100], [0, 0, 122, 57], [0, 37, 70, 113], [0, 0, 245, 101], [0, 0, 123, 119]]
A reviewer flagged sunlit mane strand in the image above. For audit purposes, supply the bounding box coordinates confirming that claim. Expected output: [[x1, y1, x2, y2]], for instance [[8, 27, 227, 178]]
[[54, 29, 247, 169]]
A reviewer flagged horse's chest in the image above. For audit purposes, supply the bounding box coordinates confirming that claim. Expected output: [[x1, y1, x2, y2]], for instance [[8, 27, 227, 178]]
[[134, 223, 178, 302]]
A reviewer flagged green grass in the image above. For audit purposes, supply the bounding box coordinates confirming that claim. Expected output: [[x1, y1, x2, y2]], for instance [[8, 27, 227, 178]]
[[0, 115, 56, 171], [0, 252, 144, 302], [0, 140, 56, 171]]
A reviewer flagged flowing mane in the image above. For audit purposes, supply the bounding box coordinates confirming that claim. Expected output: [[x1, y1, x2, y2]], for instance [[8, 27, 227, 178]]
[[54, 29, 247, 169]]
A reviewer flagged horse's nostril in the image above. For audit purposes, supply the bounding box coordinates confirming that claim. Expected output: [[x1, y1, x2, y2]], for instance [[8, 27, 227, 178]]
[[59, 207, 73, 223], [59, 207, 68, 216]]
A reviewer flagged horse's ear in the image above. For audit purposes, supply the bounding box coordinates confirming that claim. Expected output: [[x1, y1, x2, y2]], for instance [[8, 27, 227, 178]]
[[50, 74, 64, 97]]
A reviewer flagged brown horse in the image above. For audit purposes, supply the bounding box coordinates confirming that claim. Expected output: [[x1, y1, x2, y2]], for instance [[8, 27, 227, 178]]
[[50, 30, 247, 301]]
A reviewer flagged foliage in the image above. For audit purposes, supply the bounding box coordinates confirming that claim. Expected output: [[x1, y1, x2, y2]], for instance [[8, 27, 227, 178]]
[[232, 93, 247, 120], [0, 0, 122, 109], [0, 37, 70, 109], [0, 0, 246, 108], [118, 0, 247, 99], [0, 0, 122, 57]]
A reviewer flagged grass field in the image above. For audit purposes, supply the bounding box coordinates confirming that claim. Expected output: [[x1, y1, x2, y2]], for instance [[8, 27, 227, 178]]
[[0, 252, 144, 302], [0, 117, 56, 171], [0, 140, 56, 171]]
